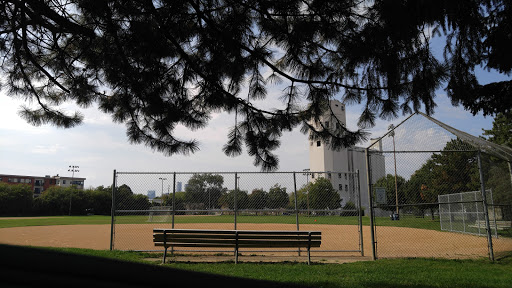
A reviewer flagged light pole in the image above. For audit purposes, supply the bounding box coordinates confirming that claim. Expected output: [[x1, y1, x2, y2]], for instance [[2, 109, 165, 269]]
[[303, 169, 311, 216], [388, 124, 399, 217], [159, 177, 167, 206], [68, 165, 79, 216]]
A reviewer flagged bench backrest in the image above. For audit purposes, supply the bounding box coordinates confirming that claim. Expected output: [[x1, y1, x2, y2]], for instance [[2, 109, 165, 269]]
[[153, 229, 321, 248]]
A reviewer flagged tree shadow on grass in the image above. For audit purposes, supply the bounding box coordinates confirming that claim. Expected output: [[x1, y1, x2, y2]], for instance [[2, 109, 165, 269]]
[[0, 244, 300, 288]]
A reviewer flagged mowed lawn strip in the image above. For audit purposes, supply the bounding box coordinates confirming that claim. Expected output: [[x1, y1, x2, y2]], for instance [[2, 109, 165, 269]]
[[0, 215, 445, 231]]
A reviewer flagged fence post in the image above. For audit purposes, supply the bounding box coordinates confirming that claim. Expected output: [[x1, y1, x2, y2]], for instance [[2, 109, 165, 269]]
[[478, 151, 495, 261], [234, 172, 238, 230], [109, 169, 117, 251], [293, 172, 301, 256], [294, 172, 299, 231], [357, 170, 364, 257], [489, 189, 498, 239], [365, 149, 377, 260], [172, 172, 176, 229]]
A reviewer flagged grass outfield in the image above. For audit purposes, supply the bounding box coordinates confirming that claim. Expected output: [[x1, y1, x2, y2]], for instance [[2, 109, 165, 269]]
[[4, 245, 511, 288], [0, 214, 443, 230]]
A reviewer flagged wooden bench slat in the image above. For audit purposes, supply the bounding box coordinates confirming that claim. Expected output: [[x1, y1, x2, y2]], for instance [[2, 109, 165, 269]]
[[154, 238, 322, 245], [155, 241, 322, 248], [153, 234, 321, 241], [153, 229, 321, 235]]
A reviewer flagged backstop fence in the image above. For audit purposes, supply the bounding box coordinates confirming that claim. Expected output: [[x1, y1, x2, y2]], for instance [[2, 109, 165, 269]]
[[110, 171, 365, 258], [366, 113, 512, 261]]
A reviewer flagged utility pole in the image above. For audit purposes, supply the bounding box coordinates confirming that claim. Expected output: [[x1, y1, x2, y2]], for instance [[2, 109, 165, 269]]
[[388, 125, 399, 217]]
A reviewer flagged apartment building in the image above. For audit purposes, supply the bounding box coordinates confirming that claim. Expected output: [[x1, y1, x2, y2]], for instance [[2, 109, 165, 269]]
[[0, 173, 85, 197]]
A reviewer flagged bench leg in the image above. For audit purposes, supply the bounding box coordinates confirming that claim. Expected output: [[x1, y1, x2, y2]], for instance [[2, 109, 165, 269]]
[[162, 246, 168, 264], [235, 231, 239, 264], [307, 247, 311, 265]]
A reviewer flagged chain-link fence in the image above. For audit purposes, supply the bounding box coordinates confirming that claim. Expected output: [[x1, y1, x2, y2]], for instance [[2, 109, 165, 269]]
[[110, 171, 365, 258], [366, 113, 512, 260], [438, 190, 497, 237]]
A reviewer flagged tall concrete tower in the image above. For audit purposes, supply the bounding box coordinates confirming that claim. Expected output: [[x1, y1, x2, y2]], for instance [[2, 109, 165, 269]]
[[308, 100, 384, 210]]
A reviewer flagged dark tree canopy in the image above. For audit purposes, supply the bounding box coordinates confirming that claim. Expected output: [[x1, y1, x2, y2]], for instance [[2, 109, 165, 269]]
[[1, 0, 511, 170]]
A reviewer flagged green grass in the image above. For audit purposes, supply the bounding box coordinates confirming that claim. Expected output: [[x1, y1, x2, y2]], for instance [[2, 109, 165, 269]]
[[164, 257, 512, 288], [3, 214, 510, 236], [12, 246, 512, 288], [0, 215, 111, 228], [0, 214, 443, 231]]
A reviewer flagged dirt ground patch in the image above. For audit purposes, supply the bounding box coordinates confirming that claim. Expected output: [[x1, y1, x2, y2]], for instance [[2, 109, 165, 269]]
[[1, 224, 511, 262]]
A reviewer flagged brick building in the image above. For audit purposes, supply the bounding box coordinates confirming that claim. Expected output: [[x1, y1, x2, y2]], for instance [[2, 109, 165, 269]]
[[0, 173, 86, 197]]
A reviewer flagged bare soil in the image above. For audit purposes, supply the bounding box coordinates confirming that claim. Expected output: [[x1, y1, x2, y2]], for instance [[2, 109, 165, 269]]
[[1, 223, 510, 263]]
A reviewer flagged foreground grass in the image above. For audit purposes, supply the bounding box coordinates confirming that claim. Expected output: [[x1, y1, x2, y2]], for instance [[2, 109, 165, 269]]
[[24, 247, 512, 288]]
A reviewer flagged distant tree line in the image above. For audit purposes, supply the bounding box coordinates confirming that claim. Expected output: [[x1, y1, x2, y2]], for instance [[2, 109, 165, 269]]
[[160, 174, 348, 215], [0, 183, 147, 216], [0, 173, 347, 217]]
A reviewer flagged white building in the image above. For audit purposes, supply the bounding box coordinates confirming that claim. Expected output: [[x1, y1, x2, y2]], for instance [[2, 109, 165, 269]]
[[308, 100, 385, 213], [54, 174, 86, 189]]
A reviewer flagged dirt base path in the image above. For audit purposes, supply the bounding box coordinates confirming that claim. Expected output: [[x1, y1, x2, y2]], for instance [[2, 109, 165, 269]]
[[1, 224, 511, 260]]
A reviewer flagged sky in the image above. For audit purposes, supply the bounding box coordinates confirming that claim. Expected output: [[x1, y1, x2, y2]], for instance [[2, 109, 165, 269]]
[[1, 53, 510, 190], [0, 88, 503, 190]]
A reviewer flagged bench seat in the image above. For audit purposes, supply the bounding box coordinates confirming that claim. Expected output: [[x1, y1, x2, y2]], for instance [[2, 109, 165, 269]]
[[153, 229, 321, 264]]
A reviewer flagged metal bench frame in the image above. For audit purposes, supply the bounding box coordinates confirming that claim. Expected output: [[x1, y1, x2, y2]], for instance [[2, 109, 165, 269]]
[[153, 228, 322, 264]]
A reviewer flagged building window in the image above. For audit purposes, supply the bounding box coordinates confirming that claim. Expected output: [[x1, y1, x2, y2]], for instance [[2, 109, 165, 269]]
[[316, 141, 321, 147], [338, 173, 341, 179], [341, 105, 345, 111], [327, 173, 331, 179], [344, 173, 348, 180], [63, 180, 67, 184], [311, 173, 315, 179], [339, 184, 343, 191]]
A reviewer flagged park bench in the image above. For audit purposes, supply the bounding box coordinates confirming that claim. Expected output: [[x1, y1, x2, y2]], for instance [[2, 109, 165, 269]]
[[469, 220, 512, 231], [153, 228, 321, 264]]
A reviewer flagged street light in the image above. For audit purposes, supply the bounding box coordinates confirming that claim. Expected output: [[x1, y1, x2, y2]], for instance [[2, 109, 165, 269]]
[[159, 177, 167, 206], [388, 124, 399, 218], [68, 165, 79, 216], [303, 169, 311, 216]]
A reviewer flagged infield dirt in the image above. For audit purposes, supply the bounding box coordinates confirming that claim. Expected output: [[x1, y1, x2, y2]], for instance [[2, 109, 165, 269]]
[[1, 223, 511, 262]]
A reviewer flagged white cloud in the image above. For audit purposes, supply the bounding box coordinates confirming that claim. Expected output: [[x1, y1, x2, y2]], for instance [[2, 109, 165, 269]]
[[31, 144, 64, 154]]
